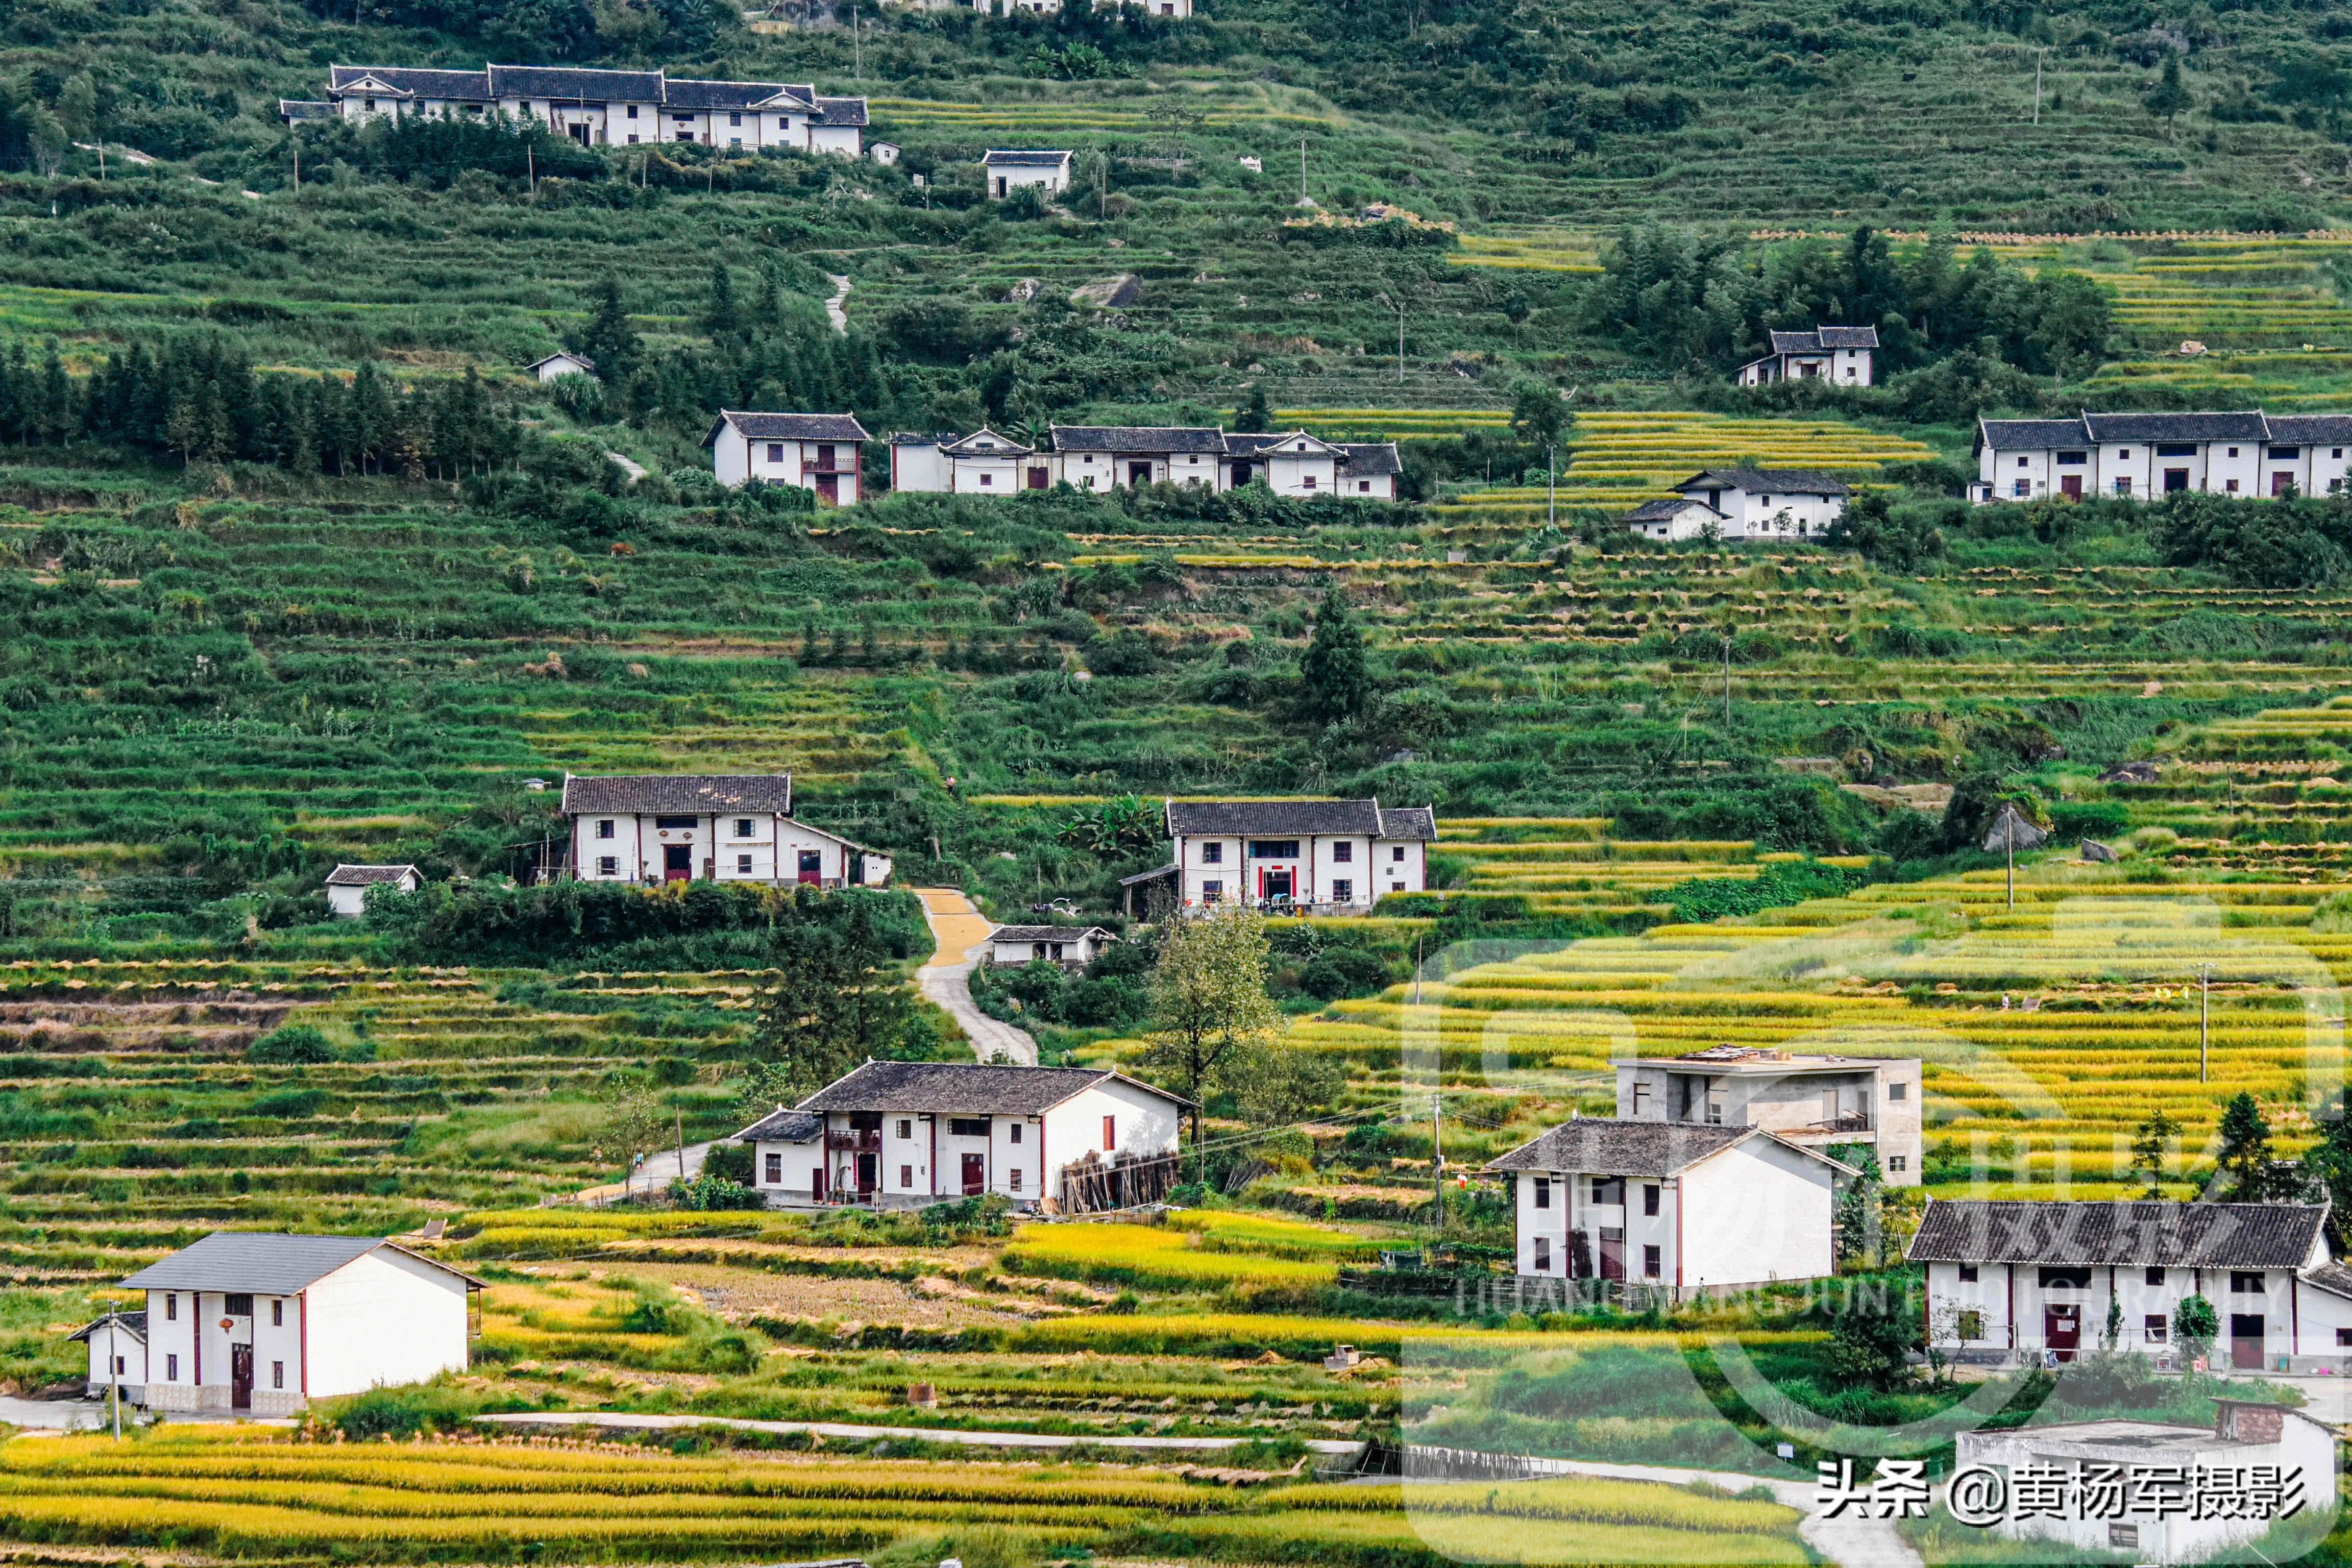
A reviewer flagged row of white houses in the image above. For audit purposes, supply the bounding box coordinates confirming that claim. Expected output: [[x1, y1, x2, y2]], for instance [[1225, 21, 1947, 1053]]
[[1975, 409, 2352, 503], [282, 64, 867, 156]]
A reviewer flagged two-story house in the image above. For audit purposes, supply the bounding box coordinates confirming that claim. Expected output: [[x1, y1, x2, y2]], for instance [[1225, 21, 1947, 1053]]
[[1613, 1046, 1923, 1182], [1054, 425, 1230, 491], [883, 426, 1402, 498], [1909, 1199, 2352, 1369], [560, 773, 891, 887], [1974, 409, 2352, 503], [1736, 325, 1878, 387], [707, 411, 871, 502], [734, 1061, 1185, 1211], [320, 64, 867, 154], [1489, 1119, 1848, 1297], [1666, 469, 1852, 539], [1158, 798, 1435, 911]]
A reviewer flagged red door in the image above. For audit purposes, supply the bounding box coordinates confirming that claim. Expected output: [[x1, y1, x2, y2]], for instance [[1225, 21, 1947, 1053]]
[[2232, 1314, 2266, 1369], [2060, 474, 2082, 499], [2275, 472, 2296, 496], [811, 1166, 826, 1202], [1028, 466, 1049, 490], [1598, 1228, 1624, 1281], [797, 850, 822, 885], [2045, 1305, 2081, 1363], [816, 472, 838, 504], [961, 1153, 985, 1195], [663, 845, 692, 882]]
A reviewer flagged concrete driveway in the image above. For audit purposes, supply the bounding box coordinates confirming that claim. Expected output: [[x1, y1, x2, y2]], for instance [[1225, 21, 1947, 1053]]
[[914, 887, 1037, 1065]]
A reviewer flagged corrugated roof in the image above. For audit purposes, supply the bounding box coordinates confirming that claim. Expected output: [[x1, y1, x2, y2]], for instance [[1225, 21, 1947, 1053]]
[[561, 774, 795, 816], [1485, 1119, 1755, 1176], [1678, 468, 1854, 496], [325, 863, 418, 887], [1052, 426, 1229, 454], [2082, 411, 2271, 443], [1165, 799, 1387, 837], [489, 65, 667, 102], [116, 1233, 480, 1294], [1905, 1200, 2328, 1269], [797, 1061, 1184, 1114], [735, 1107, 823, 1143], [713, 411, 872, 443], [991, 925, 1114, 943]]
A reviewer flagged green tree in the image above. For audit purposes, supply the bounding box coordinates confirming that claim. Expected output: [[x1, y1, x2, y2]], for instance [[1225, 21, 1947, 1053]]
[[2131, 1105, 2183, 1197], [2303, 1094, 2352, 1216], [1830, 1143, 1886, 1265], [1509, 378, 1570, 451], [1298, 587, 1370, 725], [593, 1076, 670, 1175], [1825, 1278, 1923, 1388], [2147, 53, 2193, 137], [703, 260, 738, 342], [2214, 1092, 2279, 1199], [2174, 1293, 2219, 1367], [1229, 1040, 1345, 1126], [743, 902, 924, 1105], [1142, 907, 1282, 1179], [582, 277, 641, 387], [1232, 382, 1274, 433]]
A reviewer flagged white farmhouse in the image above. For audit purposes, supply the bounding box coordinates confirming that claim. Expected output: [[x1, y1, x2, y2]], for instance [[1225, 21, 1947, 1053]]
[[1737, 325, 1878, 387], [68, 1309, 147, 1404], [889, 428, 1047, 494], [322, 64, 867, 155], [324, 863, 420, 919], [1908, 1199, 2352, 1369], [983, 149, 1073, 198], [1156, 798, 1435, 911], [529, 350, 595, 382], [1054, 425, 1229, 490], [1619, 496, 1726, 542], [560, 773, 891, 887], [707, 411, 871, 503], [1614, 1045, 1923, 1182], [115, 1232, 482, 1414], [988, 924, 1115, 968], [1487, 1119, 1848, 1295], [1666, 468, 1851, 539], [885, 425, 1402, 498], [734, 1061, 1185, 1211], [1223, 430, 1349, 496], [1973, 409, 2352, 503]]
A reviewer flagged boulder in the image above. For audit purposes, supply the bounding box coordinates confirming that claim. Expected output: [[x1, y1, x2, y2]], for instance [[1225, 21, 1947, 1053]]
[[2081, 838, 2119, 863], [2098, 761, 2159, 784], [1983, 804, 2049, 854], [1071, 272, 1141, 309]]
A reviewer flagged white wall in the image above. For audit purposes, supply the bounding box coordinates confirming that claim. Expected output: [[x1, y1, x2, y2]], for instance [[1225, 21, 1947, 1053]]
[[989, 162, 1070, 196], [1372, 837, 1425, 898], [713, 430, 752, 488], [83, 1321, 145, 1397], [306, 1249, 470, 1397], [1677, 1137, 1836, 1288], [1925, 1258, 2333, 1360], [1044, 1079, 1181, 1204], [810, 124, 862, 157], [752, 1136, 827, 1202], [892, 441, 951, 493]]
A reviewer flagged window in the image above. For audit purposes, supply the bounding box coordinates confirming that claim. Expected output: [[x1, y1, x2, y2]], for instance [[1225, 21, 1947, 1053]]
[[167, 1354, 179, 1380], [767, 443, 784, 463], [1301, 475, 1316, 490], [2146, 1267, 2165, 1286], [655, 815, 696, 830], [226, 1293, 253, 1317], [1392, 846, 1406, 862], [1248, 840, 1300, 858], [1887, 1156, 1907, 1172], [272, 1361, 284, 1390], [2149, 1316, 2171, 1343], [2017, 457, 2029, 468], [736, 854, 753, 873], [2118, 448, 2132, 458], [2012, 479, 2030, 497], [2228, 446, 2241, 459], [1590, 1176, 1624, 1205], [2272, 446, 2301, 460], [980, 474, 992, 486], [628, 105, 638, 119], [1009, 1168, 1022, 1191], [1103, 1115, 1117, 1151], [896, 1119, 913, 1140], [730, 112, 742, 126], [1888, 1081, 1907, 1101], [1704, 1098, 1723, 1125], [596, 819, 615, 839], [1333, 841, 1352, 863], [1200, 841, 1223, 864], [2038, 1267, 2092, 1289], [2110, 1524, 2140, 1550], [1643, 1184, 1660, 1217], [166, 1295, 177, 1322], [734, 819, 755, 837], [2226, 478, 2240, 493], [1331, 879, 1351, 902], [271, 1299, 283, 1328], [1201, 879, 1224, 901], [2158, 443, 2197, 458], [2231, 1271, 2265, 1294], [1360, 481, 1372, 493], [2057, 451, 2086, 466], [2338, 1327, 2352, 1348], [597, 856, 617, 875], [779, 118, 789, 128], [764, 1152, 782, 1183], [950, 1117, 989, 1136], [1533, 1236, 1551, 1271], [1533, 1176, 1551, 1210], [115, 1355, 125, 1373], [1958, 1309, 1984, 1340], [364, 97, 377, 110], [1642, 1245, 1661, 1279], [1958, 1263, 1978, 1282], [1009, 1123, 1023, 1144], [901, 1163, 914, 1187], [2114, 477, 2132, 495]]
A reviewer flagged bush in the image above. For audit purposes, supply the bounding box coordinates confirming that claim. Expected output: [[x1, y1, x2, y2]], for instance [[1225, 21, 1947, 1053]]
[[247, 1024, 332, 1064], [670, 1173, 762, 1210], [330, 1381, 481, 1440], [1299, 947, 1389, 999]]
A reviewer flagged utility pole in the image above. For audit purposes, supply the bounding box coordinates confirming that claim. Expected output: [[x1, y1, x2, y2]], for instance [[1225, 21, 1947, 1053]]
[[2033, 50, 2044, 125], [1412, 935, 1423, 1005], [1721, 634, 1732, 728], [2006, 822, 2015, 911], [1395, 297, 1405, 385], [107, 1312, 122, 1440], [1547, 444, 1556, 528], [292, 141, 299, 193], [1431, 1094, 1445, 1231], [526, 142, 535, 196], [853, 1, 862, 81], [1298, 137, 1307, 206], [98, 144, 105, 181], [2199, 961, 2212, 1082], [674, 1108, 687, 1186]]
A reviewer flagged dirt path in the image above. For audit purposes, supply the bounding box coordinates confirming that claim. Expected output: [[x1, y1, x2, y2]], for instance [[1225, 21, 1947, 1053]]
[[913, 887, 1036, 1065], [824, 274, 852, 334]]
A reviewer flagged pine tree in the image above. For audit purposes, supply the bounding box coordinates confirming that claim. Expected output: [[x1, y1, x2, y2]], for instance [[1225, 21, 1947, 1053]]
[[1233, 382, 1273, 432], [1298, 587, 1371, 725], [703, 260, 738, 341], [582, 277, 640, 388], [38, 346, 70, 445], [2214, 1093, 2278, 1200], [2146, 52, 2193, 139]]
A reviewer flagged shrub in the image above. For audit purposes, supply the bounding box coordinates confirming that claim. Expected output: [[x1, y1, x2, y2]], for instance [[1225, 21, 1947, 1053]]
[[247, 1024, 332, 1064], [670, 1173, 762, 1210], [329, 1381, 481, 1440], [1299, 947, 1389, 1000]]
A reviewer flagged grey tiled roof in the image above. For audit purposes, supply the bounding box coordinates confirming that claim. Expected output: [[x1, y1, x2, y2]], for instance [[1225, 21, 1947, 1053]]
[[560, 773, 795, 816], [797, 1061, 1184, 1113], [1486, 1118, 1754, 1176], [983, 149, 1072, 166], [1978, 417, 2095, 451], [325, 863, 419, 887], [990, 925, 1113, 943], [2263, 415, 2352, 444], [1052, 426, 1229, 455], [1623, 497, 1716, 521], [941, 429, 1033, 455], [1378, 807, 1437, 842], [661, 78, 804, 110], [1165, 798, 1387, 837], [814, 97, 869, 127], [1906, 1200, 2329, 1269], [2301, 1260, 2352, 1301], [68, 1310, 147, 1343], [280, 99, 336, 121], [1225, 430, 1338, 455], [1768, 325, 1878, 353], [330, 66, 494, 99], [735, 1107, 823, 1143], [1679, 468, 1853, 496], [713, 411, 872, 442], [489, 65, 667, 102], [1337, 441, 1402, 476], [2082, 411, 2271, 443], [118, 1233, 479, 1293]]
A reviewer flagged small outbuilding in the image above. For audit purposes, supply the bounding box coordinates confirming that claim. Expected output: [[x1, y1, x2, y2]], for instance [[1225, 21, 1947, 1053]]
[[988, 924, 1115, 968], [116, 1232, 483, 1415], [529, 350, 597, 382], [324, 863, 420, 919], [67, 1310, 147, 1404], [982, 149, 1073, 198]]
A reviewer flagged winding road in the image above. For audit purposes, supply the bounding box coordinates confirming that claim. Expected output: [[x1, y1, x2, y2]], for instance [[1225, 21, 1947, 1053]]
[[913, 887, 1036, 1065]]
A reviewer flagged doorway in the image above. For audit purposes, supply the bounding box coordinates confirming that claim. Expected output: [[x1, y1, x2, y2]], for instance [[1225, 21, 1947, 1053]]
[[2275, 472, 2296, 496], [230, 1344, 254, 1410], [816, 472, 838, 504], [797, 849, 823, 885], [1598, 1227, 1625, 1281], [1231, 462, 1252, 487], [2043, 1304, 2081, 1363], [2231, 1314, 2266, 1369], [2060, 474, 2082, 499], [1262, 868, 1293, 902], [1129, 462, 1152, 488], [663, 845, 692, 882], [567, 122, 590, 147], [962, 1153, 985, 1195], [1028, 466, 1049, 490], [856, 1152, 879, 1195], [2164, 468, 2191, 492]]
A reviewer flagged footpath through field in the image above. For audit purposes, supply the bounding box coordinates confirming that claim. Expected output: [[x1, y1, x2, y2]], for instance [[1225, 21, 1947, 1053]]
[[914, 887, 1037, 1066], [476, 1409, 1363, 1453]]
